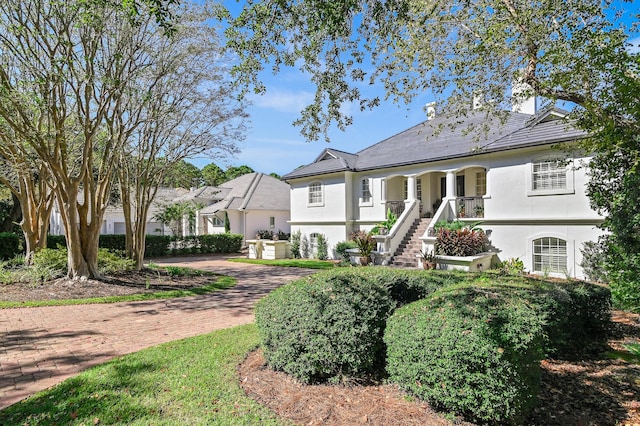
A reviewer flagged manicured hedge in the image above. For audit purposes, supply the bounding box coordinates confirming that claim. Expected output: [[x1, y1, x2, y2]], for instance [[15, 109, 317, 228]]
[[255, 270, 395, 384], [384, 277, 612, 423], [385, 283, 549, 423], [0, 232, 20, 259], [254, 268, 465, 384], [145, 235, 173, 258], [99, 234, 126, 251], [43, 233, 242, 257]]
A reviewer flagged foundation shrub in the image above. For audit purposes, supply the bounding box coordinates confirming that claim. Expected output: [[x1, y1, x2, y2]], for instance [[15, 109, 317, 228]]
[[255, 271, 395, 384], [385, 283, 549, 423], [541, 280, 611, 355]]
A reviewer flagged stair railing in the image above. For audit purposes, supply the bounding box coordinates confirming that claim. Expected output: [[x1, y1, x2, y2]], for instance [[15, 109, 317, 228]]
[[373, 199, 420, 265]]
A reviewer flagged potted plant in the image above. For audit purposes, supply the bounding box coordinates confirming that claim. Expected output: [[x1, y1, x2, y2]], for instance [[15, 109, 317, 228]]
[[457, 201, 466, 218], [420, 249, 437, 270], [474, 204, 484, 218], [350, 230, 376, 265], [371, 209, 397, 235]]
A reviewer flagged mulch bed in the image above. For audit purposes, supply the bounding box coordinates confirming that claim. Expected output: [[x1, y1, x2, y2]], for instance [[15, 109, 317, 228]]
[[238, 310, 640, 426], [0, 269, 216, 302]]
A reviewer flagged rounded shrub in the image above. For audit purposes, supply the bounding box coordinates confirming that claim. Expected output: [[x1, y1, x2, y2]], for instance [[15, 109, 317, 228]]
[[255, 270, 395, 384], [384, 283, 549, 424]]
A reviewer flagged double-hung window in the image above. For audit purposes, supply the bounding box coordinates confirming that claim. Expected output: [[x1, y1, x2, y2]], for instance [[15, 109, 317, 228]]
[[308, 182, 323, 206], [361, 178, 372, 205], [528, 157, 574, 196], [533, 237, 567, 274], [532, 159, 567, 190]]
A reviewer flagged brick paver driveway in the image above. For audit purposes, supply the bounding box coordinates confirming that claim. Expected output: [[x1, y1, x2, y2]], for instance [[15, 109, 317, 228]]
[[0, 256, 315, 410]]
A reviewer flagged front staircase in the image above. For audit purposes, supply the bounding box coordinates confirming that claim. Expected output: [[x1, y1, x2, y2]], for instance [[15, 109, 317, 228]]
[[390, 217, 432, 268]]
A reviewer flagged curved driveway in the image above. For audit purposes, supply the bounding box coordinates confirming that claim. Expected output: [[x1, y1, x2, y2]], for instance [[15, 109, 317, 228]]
[[0, 256, 315, 410]]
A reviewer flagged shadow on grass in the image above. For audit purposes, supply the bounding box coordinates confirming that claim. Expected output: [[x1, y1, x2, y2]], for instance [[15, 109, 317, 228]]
[[0, 359, 160, 425]]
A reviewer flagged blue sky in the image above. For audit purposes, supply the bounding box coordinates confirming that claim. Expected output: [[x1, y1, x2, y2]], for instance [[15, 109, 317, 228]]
[[190, 2, 639, 177], [191, 63, 433, 176]]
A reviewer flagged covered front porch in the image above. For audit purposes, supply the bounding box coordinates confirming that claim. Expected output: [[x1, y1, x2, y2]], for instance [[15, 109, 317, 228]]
[[374, 166, 488, 265]]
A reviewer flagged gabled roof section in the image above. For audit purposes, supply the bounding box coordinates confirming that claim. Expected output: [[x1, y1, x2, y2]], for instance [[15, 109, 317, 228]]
[[284, 107, 588, 180], [199, 173, 290, 214], [283, 148, 358, 179], [525, 106, 571, 127]]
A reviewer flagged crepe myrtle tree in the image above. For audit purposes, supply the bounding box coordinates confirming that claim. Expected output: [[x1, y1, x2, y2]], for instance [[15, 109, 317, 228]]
[[223, 0, 639, 309], [0, 0, 244, 279]]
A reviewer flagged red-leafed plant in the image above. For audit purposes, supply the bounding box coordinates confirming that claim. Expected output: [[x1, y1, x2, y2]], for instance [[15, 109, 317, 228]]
[[435, 227, 487, 257]]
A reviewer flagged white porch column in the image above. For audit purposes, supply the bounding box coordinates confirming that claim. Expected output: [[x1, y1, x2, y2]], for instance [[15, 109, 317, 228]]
[[445, 171, 457, 199], [381, 178, 387, 203], [406, 175, 417, 201]]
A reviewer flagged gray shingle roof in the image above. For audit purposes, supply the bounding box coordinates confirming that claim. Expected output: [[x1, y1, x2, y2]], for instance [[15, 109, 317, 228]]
[[283, 107, 587, 180], [199, 173, 290, 214]]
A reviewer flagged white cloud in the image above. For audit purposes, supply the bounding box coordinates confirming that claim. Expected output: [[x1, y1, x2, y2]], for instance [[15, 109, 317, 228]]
[[251, 88, 315, 114]]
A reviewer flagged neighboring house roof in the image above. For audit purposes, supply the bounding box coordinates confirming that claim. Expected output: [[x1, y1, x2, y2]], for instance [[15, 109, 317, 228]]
[[283, 107, 588, 180], [101, 187, 187, 213], [174, 186, 223, 204], [199, 173, 290, 215]]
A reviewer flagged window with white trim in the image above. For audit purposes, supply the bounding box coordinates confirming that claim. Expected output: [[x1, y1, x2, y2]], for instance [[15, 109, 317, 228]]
[[361, 178, 372, 204], [210, 215, 224, 226], [533, 237, 567, 274], [308, 182, 323, 206], [476, 171, 486, 196], [532, 159, 567, 191], [309, 232, 319, 256]]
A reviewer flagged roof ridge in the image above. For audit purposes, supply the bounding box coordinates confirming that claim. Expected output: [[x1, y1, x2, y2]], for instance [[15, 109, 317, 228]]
[[239, 172, 262, 210]]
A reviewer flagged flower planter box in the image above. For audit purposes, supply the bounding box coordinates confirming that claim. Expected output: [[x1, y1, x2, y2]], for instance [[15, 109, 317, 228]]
[[247, 239, 291, 260], [426, 252, 495, 272]]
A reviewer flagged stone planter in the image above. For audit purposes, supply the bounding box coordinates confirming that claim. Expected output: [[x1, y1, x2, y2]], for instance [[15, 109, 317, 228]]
[[435, 252, 495, 272]]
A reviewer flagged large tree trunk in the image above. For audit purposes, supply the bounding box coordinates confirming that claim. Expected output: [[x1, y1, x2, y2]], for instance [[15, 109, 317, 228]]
[[55, 183, 105, 280]]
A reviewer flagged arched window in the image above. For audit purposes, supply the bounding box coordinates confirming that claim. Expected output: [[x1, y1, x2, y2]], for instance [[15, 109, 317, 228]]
[[533, 237, 567, 274]]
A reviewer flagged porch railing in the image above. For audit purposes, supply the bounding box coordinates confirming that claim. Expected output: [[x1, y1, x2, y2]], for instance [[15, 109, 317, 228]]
[[456, 197, 484, 219], [385, 200, 405, 218]]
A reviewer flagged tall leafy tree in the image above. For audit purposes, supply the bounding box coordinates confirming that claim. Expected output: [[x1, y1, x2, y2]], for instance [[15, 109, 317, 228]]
[[225, 165, 254, 180], [114, 1, 246, 269], [202, 163, 227, 186], [162, 160, 204, 189], [0, 0, 236, 278], [224, 0, 639, 309]]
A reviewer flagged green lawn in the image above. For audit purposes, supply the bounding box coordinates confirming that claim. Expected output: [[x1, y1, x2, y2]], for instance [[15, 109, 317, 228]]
[[0, 325, 288, 425], [228, 257, 338, 269]]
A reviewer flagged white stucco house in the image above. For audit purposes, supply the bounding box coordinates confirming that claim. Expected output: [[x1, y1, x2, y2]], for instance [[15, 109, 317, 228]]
[[49, 173, 291, 245], [282, 105, 603, 279], [197, 172, 291, 243], [49, 187, 190, 237]]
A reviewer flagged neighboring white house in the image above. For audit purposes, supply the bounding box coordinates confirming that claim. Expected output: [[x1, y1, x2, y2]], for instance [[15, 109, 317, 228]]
[[197, 173, 290, 243], [49, 187, 190, 237], [282, 105, 603, 279], [49, 173, 291, 245]]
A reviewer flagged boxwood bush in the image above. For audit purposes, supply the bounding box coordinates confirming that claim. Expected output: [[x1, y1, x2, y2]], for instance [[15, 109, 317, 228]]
[[255, 270, 395, 384], [385, 283, 550, 423]]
